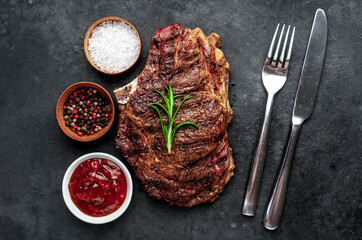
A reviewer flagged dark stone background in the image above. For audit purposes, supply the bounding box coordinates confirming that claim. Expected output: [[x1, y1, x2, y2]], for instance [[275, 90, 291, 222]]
[[0, 0, 361, 239]]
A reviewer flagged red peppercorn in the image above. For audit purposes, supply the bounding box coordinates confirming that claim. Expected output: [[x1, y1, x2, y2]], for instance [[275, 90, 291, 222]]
[[65, 87, 110, 136]]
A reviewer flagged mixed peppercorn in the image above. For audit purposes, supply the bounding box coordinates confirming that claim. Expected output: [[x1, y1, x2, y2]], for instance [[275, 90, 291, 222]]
[[63, 87, 112, 136]]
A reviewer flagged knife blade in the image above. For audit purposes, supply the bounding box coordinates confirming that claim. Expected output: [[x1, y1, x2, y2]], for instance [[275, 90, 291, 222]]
[[293, 8, 328, 124], [263, 9, 327, 230]]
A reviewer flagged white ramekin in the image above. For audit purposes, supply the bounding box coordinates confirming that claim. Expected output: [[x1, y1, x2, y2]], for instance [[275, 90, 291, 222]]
[[62, 152, 133, 224]]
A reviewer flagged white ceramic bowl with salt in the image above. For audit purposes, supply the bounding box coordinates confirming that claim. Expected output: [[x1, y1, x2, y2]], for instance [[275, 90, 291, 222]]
[[84, 17, 142, 75]]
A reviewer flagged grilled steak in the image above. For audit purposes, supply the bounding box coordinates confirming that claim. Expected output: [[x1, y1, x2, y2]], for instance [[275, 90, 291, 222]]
[[114, 24, 234, 207]]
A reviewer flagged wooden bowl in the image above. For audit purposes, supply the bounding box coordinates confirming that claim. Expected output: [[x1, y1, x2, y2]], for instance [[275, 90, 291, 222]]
[[84, 16, 142, 75], [56, 82, 115, 142]]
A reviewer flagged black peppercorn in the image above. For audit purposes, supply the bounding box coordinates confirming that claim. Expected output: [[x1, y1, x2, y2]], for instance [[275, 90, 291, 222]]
[[63, 87, 112, 137]]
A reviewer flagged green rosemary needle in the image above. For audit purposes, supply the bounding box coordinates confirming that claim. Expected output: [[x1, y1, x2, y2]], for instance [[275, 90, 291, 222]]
[[150, 84, 199, 153]]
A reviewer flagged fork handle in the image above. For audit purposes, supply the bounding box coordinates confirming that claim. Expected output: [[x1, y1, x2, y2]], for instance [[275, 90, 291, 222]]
[[242, 93, 275, 216], [263, 122, 302, 230]]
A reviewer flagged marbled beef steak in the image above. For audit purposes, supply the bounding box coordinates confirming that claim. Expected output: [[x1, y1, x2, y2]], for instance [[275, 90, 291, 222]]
[[114, 24, 234, 206]]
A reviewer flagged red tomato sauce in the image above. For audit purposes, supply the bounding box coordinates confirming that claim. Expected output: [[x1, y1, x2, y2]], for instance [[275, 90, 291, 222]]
[[68, 158, 127, 217]]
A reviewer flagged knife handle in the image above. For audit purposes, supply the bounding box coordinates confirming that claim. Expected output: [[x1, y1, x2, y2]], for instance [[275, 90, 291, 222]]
[[242, 93, 275, 216], [263, 122, 302, 230]]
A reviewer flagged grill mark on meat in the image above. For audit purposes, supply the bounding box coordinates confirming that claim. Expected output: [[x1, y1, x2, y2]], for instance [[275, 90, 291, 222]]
[[114, 24, 234, 207]]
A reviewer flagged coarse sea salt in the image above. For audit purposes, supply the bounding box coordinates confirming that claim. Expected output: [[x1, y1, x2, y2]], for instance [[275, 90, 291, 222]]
[[88, 20, 140, 73]]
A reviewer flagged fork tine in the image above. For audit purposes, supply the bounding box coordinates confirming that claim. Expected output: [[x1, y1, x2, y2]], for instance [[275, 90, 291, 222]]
[[286, 26, 295, 62], [267, 23, 280, 59], [279, 25, 290, 63], [273, 24, 285, 61]]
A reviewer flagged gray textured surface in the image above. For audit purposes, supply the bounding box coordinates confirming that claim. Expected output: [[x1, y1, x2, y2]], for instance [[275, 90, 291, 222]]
[[0, 0, 361, 239]]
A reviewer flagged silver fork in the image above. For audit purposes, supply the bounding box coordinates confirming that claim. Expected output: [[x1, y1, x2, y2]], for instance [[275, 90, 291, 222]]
[[242, 24, 295, 216]]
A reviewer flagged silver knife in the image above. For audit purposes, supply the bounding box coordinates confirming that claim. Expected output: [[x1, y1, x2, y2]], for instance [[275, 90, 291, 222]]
[[263, 9, 328, 230]]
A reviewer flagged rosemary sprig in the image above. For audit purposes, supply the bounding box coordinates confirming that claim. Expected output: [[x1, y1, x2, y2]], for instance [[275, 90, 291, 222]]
[[150, 84, 198, 153]]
